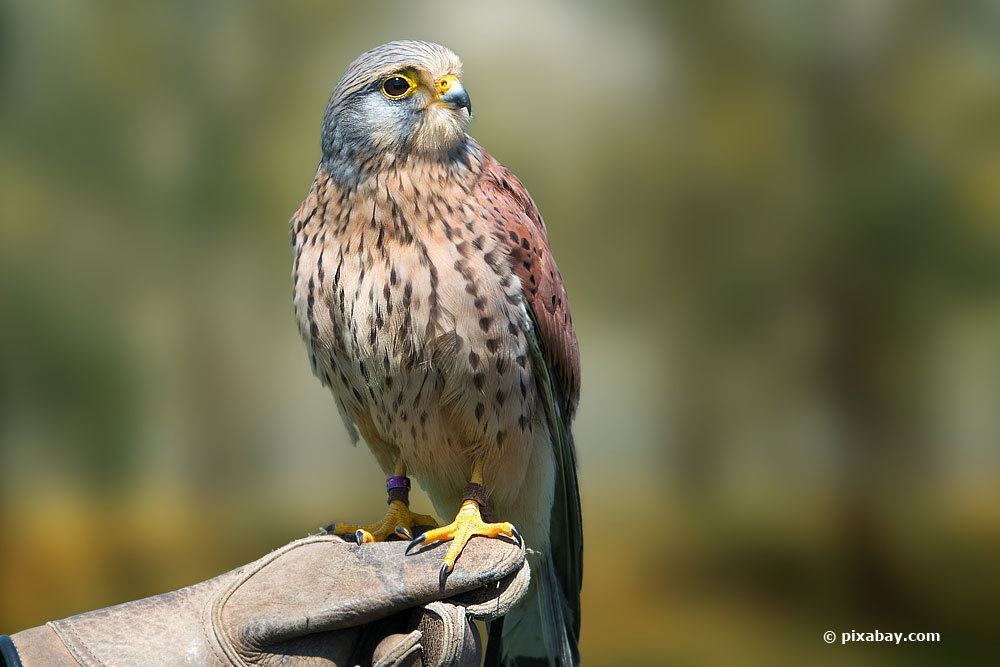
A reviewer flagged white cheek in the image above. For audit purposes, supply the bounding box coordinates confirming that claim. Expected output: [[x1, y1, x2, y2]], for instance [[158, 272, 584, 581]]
[[356, 94, 410, 148], [347, 91, 466, 156]]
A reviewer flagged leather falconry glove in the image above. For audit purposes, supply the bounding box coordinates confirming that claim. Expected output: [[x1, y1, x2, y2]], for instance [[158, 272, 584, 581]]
[[0, 535, 529, 666]]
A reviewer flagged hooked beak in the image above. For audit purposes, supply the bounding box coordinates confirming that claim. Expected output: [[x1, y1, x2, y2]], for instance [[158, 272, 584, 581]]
[[435, 74, 472, 115]]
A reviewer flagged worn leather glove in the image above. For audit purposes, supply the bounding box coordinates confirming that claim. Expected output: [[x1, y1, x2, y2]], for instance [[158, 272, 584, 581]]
[[1, 534, 529, 666]]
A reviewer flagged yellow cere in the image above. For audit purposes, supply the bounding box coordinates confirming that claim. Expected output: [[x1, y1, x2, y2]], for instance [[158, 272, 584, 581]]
[[436, 74, 460, 96]]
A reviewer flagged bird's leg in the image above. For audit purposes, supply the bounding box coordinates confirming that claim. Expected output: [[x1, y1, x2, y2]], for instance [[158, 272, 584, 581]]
[[324, 458, 438, 543], [406, 460, 522, 585]]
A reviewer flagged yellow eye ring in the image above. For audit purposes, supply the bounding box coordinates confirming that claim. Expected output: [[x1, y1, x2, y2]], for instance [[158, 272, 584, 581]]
[[381, 74, 416, 99]]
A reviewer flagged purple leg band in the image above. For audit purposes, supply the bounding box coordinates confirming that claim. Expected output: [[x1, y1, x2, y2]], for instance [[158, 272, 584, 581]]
[[386, 475, 410, 505], [386, 475, 411, 490]]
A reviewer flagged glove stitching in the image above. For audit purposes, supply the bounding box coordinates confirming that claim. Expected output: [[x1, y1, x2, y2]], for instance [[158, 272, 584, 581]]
[[423, 602, 460, 664], [371, 629, 422, 667], [209, 535, 524, 664], [183, 585, 233, 666], [211, 535, 334, 665], [49, 620, 104, 667]]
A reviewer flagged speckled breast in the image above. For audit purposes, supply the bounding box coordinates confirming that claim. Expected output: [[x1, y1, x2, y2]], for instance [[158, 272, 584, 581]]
[[290, 166, 540, 489]]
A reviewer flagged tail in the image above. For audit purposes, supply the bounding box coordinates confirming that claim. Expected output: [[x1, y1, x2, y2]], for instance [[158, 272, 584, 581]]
[[498, 549, 579, 665], [502, 323, 583, 665]]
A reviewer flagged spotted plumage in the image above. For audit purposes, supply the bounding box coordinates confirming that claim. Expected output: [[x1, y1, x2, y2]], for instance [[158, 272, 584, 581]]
[[290, 41, 581, 665]]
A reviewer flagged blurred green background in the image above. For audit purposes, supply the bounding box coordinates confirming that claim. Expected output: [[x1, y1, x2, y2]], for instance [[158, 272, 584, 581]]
[[2, 1, 999, 664]]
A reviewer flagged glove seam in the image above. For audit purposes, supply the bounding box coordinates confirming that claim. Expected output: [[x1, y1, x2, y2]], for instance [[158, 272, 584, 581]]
[[422, 602, 461, 664], [210, 535, 524, 663], [211, 535, 335, 664], [49, 620, 104, 667], [184, 585, 233, 666], [371, 629, 422, 667]]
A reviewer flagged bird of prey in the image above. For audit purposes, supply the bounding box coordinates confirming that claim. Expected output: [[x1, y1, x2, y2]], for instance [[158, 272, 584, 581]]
[[291, 40, 582, 665]]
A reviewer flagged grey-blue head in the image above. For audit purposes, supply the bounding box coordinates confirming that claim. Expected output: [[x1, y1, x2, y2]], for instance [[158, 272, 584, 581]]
[[321, 40, 473, 182]]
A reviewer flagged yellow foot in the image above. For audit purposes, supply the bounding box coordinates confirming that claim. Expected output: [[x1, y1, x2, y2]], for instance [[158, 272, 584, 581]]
[[326, 500, 438, 543], [405, 499, 522, 586]]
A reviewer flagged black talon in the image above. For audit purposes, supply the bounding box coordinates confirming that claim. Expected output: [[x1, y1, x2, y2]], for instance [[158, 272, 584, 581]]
[[405, 534, 426, 555], [395, 525, 413, 540], [510, 526, 523, 548], [439, 562, 452, 588], [355, 529, 367, 544]]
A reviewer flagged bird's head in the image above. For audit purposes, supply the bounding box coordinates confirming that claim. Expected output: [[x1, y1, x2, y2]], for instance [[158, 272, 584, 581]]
[[321, 40, 472, 173]]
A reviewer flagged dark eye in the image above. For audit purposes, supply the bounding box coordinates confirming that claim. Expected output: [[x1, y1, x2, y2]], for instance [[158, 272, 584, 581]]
[[381, 76, 412, 98]]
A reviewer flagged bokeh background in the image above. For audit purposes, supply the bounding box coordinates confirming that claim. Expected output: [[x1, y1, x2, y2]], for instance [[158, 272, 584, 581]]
[[2, 1, 999, 664]]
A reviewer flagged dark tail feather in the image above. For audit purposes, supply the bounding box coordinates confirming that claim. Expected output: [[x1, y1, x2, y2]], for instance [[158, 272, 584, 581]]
[[538, 551, 576, 663], [500, 550, 576, 665], [548, 427, 582, 656], [520, 312, 583, 664], [485, 616, 505, 667]]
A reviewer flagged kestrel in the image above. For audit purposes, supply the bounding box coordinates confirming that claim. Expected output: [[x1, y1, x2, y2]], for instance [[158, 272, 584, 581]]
[[291, 41, 581, 665]]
